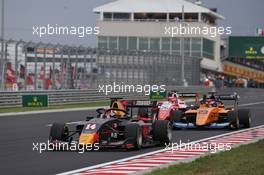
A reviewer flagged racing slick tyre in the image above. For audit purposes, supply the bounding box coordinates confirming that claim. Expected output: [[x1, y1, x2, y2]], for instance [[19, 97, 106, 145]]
[[171, 110, 182, 129], [49, 123, 69, 141], [238, 109, 251, 128], [153, 120, 172, 146], [125, 124, 142, 150], [228, 111, 240, 130]]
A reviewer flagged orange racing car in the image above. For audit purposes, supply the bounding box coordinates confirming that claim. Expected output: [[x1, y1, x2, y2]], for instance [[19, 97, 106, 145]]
[[172, 93, 251, 129]]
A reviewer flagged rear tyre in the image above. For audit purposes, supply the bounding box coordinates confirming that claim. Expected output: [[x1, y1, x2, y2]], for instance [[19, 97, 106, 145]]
[[171, 110, 182, 130], [153, 120, 172, 146], [125, 124, 142, 150], [228, 111, 239, 130], [49, 123, 69, 141], [151, 111, 158, 123], [238, 109, 251, 128]]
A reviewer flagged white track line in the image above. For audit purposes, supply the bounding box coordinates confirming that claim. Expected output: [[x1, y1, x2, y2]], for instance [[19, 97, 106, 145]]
[[238, 101, 264, 107]]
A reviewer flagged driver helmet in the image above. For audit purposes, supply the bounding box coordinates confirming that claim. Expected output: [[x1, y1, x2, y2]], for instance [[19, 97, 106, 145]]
[[218, 103, 225, 108], [167, 96, 177, 103], [207, 99, 217, 107], [115, 110, 126, 118]]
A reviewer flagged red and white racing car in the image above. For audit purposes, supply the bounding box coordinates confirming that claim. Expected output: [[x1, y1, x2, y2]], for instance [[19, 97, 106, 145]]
[[156, 91, 199, 124]]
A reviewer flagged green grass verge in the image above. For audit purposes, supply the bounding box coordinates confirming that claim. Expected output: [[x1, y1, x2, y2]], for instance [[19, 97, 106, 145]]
[[0, 101, 110, 113], [148, 139, 264, 175]]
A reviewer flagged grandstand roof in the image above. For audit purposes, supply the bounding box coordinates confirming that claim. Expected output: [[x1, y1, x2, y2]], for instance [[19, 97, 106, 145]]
[[93, 0, 224, 19]]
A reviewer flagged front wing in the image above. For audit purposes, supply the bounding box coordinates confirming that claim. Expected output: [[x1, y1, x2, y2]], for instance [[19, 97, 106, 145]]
[[173, 122, 230, 129]]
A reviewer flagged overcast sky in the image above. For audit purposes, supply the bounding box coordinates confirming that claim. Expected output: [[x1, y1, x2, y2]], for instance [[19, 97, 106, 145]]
[[1, 0, 264, 46]]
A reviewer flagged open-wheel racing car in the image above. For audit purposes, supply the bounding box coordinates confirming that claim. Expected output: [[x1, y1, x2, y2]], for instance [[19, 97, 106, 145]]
[[156, 91, 200, 123], [172, 93, 251, 130], [49, 100, 172, 150]]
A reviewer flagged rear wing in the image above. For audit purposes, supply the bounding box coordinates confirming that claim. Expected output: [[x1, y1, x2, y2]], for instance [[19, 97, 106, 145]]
[[206, 92, 239, 109], [110, 97, 157, 108], [207, 92, 239, 101], [126, 100, 158, 108], [216, 94, 239, 101], [168, 91, 199, 97], [176, 92, 201, 104], [168, 90, 200, 97], [177, 93, 200, 98], [124, 100, 158, 118]]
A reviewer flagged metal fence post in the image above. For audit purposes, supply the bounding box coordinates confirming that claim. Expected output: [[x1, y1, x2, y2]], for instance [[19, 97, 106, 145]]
[[15, 40, 24, 84], [23, 41, 31, 90], [34, 42, 42, 90], [75, 46, 82, 89], [43, 43, 52, 89], [51, 44, 60, 89]]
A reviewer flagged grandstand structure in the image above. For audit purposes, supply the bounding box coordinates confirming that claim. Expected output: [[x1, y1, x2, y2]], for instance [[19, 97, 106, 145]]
[[93, 0, 263, 88], [93, 0, 224, 72]]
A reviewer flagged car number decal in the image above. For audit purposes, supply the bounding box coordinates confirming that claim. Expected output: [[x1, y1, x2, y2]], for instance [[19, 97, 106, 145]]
[[86, 124, 96, 130]]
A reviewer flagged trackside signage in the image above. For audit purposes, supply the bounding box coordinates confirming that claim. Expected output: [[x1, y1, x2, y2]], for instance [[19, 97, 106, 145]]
[[22, 95, 48, 107], [229, 36, 264, 59], [149, 91, 167, 100]]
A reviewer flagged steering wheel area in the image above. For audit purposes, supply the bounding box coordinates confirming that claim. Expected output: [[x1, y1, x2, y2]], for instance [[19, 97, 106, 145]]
[[96, 108, 106, 117], [102, 108, 129, 119]]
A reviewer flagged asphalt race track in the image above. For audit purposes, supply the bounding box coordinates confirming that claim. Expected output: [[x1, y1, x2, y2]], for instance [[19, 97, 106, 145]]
[[0, 88, 264, 175]]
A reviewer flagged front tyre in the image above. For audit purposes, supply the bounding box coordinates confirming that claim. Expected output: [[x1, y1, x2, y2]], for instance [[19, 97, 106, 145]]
[[228, 111, 239, 130], [125, 124, 142, 150], [153, 120, 172, 146], [238, 109, 251, 128], [171, 110, 182, 130], [49, 123, 69, 142]]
